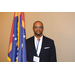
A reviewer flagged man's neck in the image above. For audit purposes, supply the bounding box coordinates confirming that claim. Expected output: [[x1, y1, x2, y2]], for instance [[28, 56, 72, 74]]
[[34, 34, 43, 41]]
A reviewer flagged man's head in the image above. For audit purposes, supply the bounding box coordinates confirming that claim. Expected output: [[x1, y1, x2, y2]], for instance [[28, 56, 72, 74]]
[[33, 21, 44, 36]]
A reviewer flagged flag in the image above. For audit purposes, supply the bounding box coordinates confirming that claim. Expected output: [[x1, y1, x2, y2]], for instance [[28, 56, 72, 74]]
[[7, 12, 27, 62]]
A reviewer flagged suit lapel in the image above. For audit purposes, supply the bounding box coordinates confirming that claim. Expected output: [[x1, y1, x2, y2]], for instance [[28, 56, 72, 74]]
[[39, 35, 45, 57], [32, 36, 37, 56]]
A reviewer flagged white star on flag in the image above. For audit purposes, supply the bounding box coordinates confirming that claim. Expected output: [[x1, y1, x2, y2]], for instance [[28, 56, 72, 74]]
[[21, 43, 23, 48], [23, 35, 25, 38], [14, 38, 17, 40]]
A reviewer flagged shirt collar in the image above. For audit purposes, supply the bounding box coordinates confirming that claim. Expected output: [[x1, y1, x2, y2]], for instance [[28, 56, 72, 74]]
[[34, 35, 43, 41]]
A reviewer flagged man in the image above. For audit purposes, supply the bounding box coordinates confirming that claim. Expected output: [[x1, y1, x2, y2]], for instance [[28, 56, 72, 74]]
[[26, 21, 57, 62]]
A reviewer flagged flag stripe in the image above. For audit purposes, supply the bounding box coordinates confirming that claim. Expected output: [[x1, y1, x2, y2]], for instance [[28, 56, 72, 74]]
[[21, 12, 25, 29], [15, 12, 19, 17], [17, 12, 21, 49], [7, 13, 15, 61], [8, 43, 12, 53], [21, 12, 25, 21]]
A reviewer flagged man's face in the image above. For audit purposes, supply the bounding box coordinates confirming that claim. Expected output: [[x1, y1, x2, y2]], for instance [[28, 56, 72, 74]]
[[33, 22, 44, 36]]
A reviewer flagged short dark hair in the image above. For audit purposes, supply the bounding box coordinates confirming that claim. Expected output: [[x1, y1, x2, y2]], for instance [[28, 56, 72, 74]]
[[33, 21, 43, 27]]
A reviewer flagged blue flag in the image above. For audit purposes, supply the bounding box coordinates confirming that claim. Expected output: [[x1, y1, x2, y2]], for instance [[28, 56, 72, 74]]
[[7, 12, 27, 62]]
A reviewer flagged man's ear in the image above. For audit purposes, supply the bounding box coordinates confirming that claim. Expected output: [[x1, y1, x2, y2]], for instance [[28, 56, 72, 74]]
[[43, 27, 44, 31]]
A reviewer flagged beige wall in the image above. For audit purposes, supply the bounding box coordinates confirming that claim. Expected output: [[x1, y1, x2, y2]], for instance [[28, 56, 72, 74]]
[[0, 12, 75, 62]]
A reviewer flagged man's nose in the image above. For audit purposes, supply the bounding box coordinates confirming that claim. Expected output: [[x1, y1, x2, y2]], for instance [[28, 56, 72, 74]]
[[37, 27, 40, 30]]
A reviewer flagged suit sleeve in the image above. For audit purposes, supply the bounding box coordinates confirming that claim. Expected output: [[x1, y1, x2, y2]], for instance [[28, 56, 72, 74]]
[[50, 40, 57, 62]]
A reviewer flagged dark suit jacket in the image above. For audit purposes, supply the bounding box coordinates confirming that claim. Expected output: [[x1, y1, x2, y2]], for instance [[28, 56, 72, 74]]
[[26, 35, 57, 62]]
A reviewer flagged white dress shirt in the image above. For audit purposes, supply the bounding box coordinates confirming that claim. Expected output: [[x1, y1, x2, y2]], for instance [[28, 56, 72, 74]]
[[34, 35, 43, 56]]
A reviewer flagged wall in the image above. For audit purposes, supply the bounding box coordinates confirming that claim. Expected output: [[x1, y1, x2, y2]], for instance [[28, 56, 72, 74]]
[[0, 12, 75, 62]]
